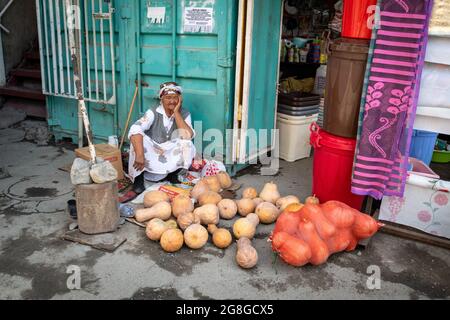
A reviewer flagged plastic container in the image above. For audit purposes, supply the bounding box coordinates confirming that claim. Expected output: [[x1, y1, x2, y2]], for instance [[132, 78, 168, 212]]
[[310, 123, 364, 210], [380, 160, 450, 240], [278, 92, 320, 106], [313, 64, 327, 97], [432, 150, 450, 163], [277, 106, 319, 117], [342, 0, 377, 39], [278, 103, 319, 113], [323, 38, 369, 138], [276, 113, 318, 162], [409, 129, 438, 165]]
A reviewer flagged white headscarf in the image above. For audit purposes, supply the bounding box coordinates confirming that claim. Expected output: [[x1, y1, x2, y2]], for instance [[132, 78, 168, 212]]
[[159, 82, 183, 98]]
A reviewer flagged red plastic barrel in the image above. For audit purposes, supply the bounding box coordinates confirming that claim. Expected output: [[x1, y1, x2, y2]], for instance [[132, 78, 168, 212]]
[[310, 123, 364, 210], [342, 0, 378, 39]]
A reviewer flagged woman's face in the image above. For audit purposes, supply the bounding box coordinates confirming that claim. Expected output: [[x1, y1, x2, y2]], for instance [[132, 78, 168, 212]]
[[161, 94, 180, 111]]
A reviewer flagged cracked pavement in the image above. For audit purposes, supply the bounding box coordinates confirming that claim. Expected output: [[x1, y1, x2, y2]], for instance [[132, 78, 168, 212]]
[[0, 126, 449, 300]]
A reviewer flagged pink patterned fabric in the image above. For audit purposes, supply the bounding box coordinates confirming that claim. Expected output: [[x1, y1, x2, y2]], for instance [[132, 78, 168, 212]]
[[352, 0, 434, 199]]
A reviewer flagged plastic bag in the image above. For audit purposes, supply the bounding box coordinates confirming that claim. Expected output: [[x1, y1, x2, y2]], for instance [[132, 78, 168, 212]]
[[271, 200, 382, 267], [201, 159, 226, 177]]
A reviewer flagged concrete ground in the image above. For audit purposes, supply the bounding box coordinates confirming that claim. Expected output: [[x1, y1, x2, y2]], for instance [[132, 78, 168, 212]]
[[0, 126, 449, 300]]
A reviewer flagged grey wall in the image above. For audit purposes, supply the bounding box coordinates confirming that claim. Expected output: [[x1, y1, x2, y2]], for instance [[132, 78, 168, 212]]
[[0, 0, 37, 78]]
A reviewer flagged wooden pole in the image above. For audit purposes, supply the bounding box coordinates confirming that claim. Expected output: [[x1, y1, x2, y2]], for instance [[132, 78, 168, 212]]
[[65, 0, 96, 163], [119, 81, 139, 151]]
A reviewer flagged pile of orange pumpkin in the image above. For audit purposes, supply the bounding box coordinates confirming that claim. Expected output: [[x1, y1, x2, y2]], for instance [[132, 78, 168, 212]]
[[271, 199, 383, 267]]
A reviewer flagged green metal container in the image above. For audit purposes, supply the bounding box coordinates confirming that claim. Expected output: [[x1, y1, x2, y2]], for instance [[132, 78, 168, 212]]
[[36, 0, 283, 172]]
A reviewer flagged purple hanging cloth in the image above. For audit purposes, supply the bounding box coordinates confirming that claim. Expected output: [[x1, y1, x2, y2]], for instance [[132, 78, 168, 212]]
[[351, 0, 434, 200]]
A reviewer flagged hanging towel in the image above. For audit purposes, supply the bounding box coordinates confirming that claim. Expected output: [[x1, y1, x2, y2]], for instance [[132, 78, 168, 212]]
[[352, 0, 434, 200]]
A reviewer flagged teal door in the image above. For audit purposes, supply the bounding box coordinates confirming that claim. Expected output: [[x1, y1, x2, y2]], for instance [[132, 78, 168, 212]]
[[136, 0, 238, 159], [232, 0, 283, 165]]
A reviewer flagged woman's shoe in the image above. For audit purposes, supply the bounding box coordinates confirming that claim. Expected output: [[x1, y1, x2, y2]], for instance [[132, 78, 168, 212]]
[[133, 173, 145, 194], [166, 169, 182, 184]]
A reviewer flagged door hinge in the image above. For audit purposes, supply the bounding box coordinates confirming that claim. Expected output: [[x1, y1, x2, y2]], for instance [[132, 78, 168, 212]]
[[218, 57, 233, 68], [47, 119, 60, 126], [237, 103, 243, 121]]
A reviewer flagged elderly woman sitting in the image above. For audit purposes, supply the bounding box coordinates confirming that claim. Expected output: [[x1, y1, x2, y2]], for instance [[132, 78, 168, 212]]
[[128, 82, 196, 193]]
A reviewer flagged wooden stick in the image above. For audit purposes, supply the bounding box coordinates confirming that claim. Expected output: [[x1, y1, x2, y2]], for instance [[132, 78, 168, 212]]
[[65, 0, 96, 163], [119, 82, 139, 151]]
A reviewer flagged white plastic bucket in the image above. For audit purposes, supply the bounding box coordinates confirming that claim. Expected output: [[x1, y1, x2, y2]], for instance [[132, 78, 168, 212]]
[[276, 113, 318, 162]]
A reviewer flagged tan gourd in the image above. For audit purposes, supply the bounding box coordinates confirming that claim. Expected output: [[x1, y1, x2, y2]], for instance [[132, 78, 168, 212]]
[[236, 237, 258, 269], [135, 201, 172, 222], [253, 197, 264, 207], [232, 213, 259, 239], [255, 202, 280, 224], [305, 194, 320, 205], [177, 211, 200, 231], [259, 182, 281, 204], [242, 187, 258, 199], [143, 190, 170, 208], [236, 198, 256, 217], [203, 175, 222, 193], [160, 228, 184, 252], [198, 191, 222, 206], [165, 219, 178, 229], [193, 204, 220, 225], [146, 218, 177, 241], [207, 224, 233, 249], [172, 195, 194, 218], [285, 202, 304, 212], [276, 195, 300, 211], [184, 224, 209, 249], [217, 171, 233, 189], [190, 179, 210, 200], [217, 199, 238, 220]]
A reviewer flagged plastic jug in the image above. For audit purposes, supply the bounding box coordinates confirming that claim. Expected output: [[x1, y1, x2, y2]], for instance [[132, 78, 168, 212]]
[[313, 64, 327, 97]]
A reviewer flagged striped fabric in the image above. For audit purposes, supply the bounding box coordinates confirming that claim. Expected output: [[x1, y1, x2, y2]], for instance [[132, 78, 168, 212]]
[[352, 0, 434, 200]]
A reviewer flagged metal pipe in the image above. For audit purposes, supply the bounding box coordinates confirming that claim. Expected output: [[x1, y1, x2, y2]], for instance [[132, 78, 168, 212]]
[[136, 0, 142, 113], [91, 0, 99, 100], [172, 0, 177, 81], [55, 0, 65, 93], [84, 0, 91, 99], [99, 0, 106, 101], [48, 0, 59, 93], [0, 26, 5, 86], [62, 0, 72, 95], [108, 1, 116, 105], [108, 0, 117, 138], [42, 0, 52, 93], [0, 0, 13, 86], [0, 0, 14, 17], [35, 0, 46, 92], [0, 24, 9, 34], [33, 91, 114, 105], [78, 1, 84, 97]]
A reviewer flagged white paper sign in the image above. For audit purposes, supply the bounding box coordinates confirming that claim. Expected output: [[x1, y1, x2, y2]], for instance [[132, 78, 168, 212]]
[[183, 7, 213, 33], [147, 7, 166, 24]]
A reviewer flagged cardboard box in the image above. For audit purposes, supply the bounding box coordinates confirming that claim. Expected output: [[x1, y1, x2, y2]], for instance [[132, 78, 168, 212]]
[[75, 144, 124, 180]]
